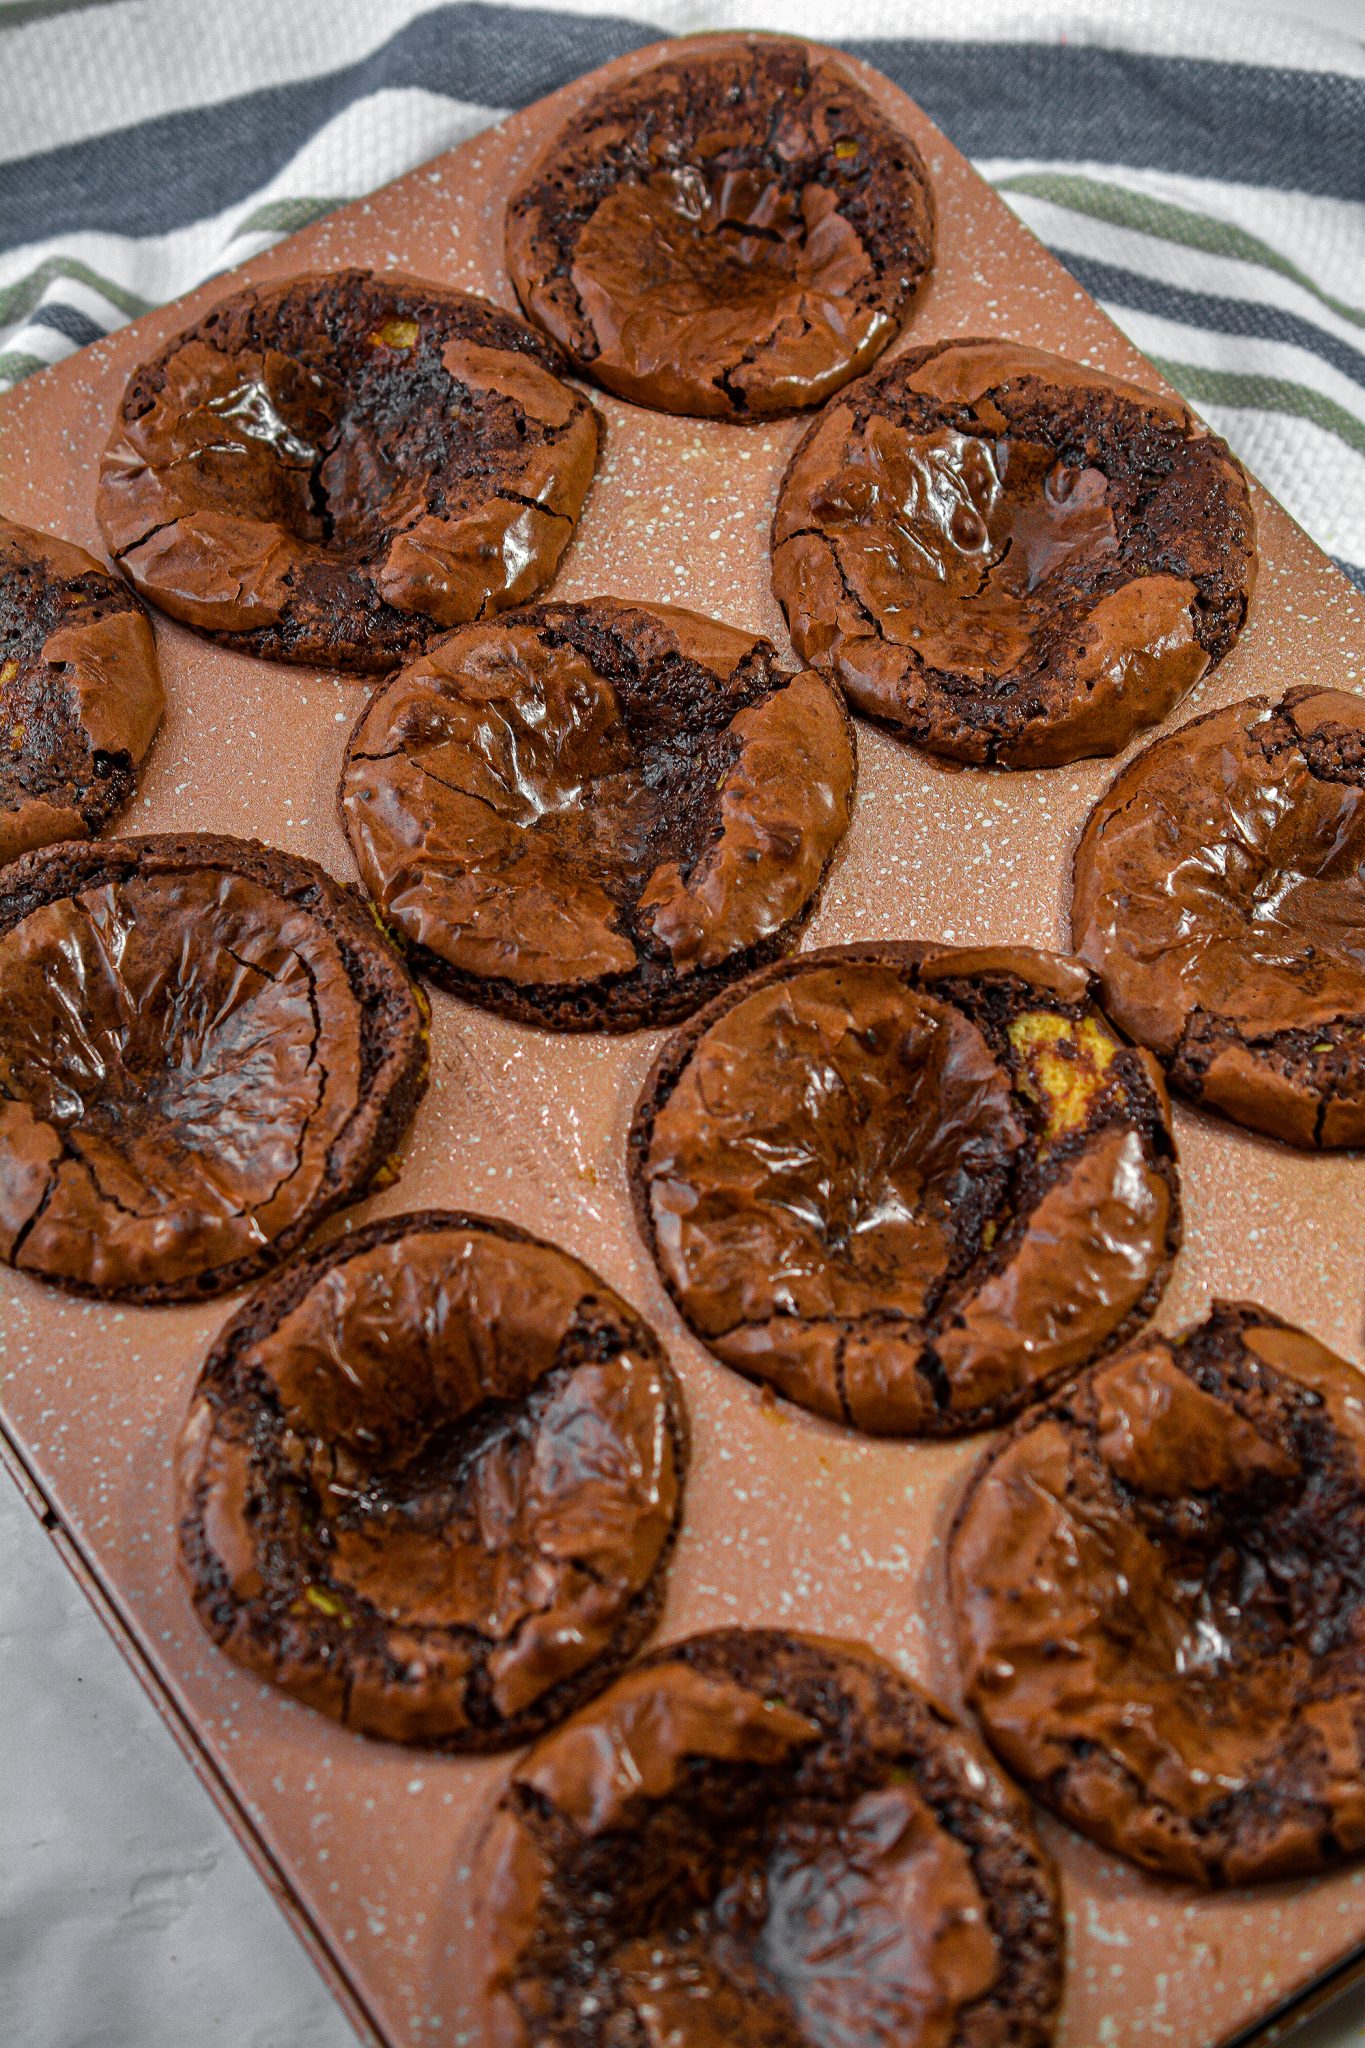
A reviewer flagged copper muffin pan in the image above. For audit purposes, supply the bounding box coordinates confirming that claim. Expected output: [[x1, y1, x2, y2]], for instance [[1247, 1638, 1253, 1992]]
[[1, 34, 1363, 2048]]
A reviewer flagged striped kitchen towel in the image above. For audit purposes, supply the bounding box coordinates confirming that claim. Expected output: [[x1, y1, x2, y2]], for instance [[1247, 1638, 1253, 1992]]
[[0, 0, 1362, 587]]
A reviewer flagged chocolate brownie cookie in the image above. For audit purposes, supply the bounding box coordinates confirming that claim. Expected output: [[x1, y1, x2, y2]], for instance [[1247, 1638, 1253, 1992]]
[[340, 599, 856, 1031], [951, 1302, 1365, 1887], [0, 516, 163, 861], [630, 943, 1179, 1435], [476, 1629, 1063, 2047], [97, 270, 600, 671], [771, 339, 1256, 767], [1072, 687, 1365, 1147], [177, 1210, 687, 1747], [0, 834, 427, 1301], [505, 36, 935, 419]]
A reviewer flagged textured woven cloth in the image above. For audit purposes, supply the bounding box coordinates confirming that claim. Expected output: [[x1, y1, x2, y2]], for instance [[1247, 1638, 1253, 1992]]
[[0, 0, 1363, 585]]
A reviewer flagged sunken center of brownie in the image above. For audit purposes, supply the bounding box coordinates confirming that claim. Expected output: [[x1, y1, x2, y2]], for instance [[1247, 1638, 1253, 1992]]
[[0, 562, 134, 807], [573, 163, 873, 322], [0, 861, 379, 1296], [527, 1686, 997, 2044], [234, 1230, 675, 1647], [97, 271, 601, 670], [179, 1215, 686, 1742], [0, 870, 358, 1201], [952, 1303, 1365, 1883], [653, 971, 1021, 1324], [1072, 685, 1365, 1146], [505, 37, 935, 418], [426, 627, 757, 917], [340, 599, 856, 1026], [480, 1630, 1064, 2047], [1084, 691, 1365, 1028], [147, 333, 518, 564], [810, 424, 1118, 678], [0, 520, 164, 860], [772, 337, 1256, 767], [1016, 1346, 1360, 1737], [634, 945, 1180, 1434]]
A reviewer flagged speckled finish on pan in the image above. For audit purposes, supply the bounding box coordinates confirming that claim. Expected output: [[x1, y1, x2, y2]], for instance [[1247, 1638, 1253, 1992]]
[[0, 31, 1362, 2048]]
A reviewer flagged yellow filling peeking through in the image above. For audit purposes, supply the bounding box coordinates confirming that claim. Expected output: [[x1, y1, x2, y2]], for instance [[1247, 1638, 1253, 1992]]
[[0, 659, 18, 685], [1007, 1010, 1118, 1143], [293, 1583, 354, 1627], [369, 318, 419, 351]]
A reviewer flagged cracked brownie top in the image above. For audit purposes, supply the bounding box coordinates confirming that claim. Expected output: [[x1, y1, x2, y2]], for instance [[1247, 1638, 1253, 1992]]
[[0, 515, 164, 862], [0, 832, 427, 1300], [505, 36, 935, 420], [176, 1208, 687, 1747], [771, 338, 1255, 767], [339, 597, 857, 1032], [952, 1300, 1365, 1886], [1072, 686, 1365, 1147], [95, 270, 600, 672], [629, 940, 1180, 1435], [475, 1627, 1062, 2048]]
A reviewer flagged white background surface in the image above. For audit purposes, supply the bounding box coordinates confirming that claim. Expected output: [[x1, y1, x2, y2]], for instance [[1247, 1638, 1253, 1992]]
[[3, 0, 1365, 2042], [0, 1481, 356, 2048]]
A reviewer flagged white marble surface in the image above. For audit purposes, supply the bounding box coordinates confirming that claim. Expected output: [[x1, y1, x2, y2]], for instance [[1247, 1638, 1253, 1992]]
[[0, 1479, 358, 2048]]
